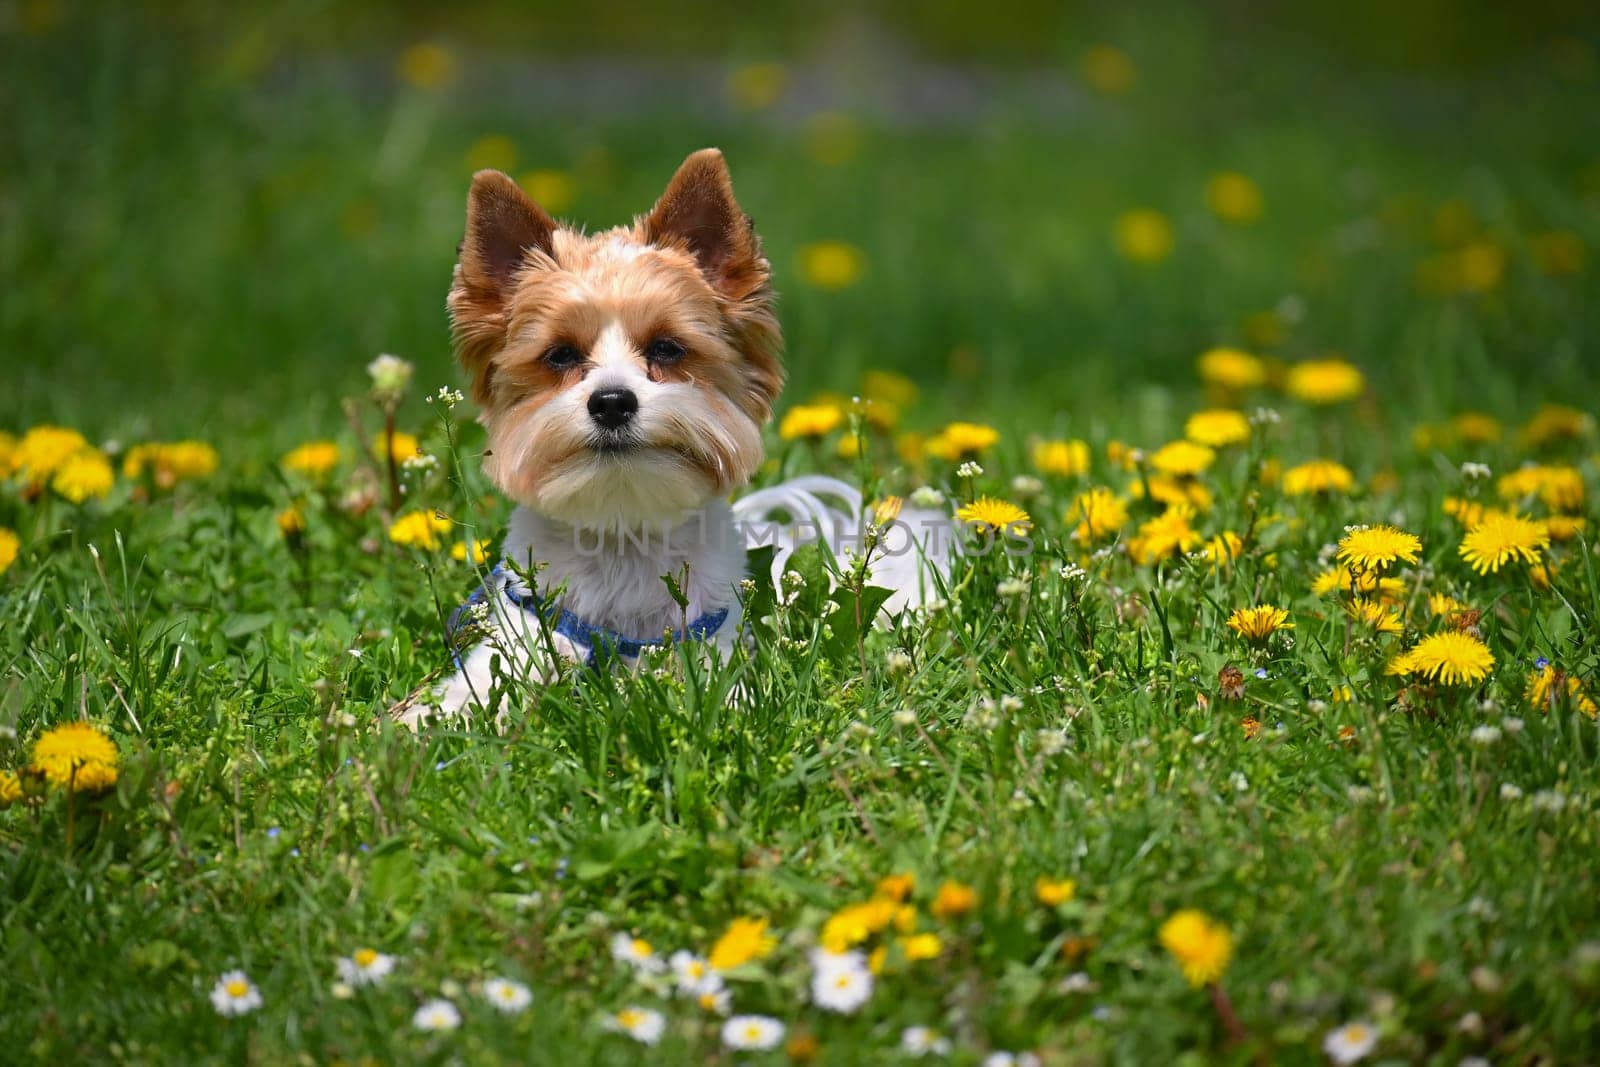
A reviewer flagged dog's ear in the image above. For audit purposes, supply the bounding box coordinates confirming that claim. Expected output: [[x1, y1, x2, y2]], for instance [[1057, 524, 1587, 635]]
[[458, 170, 557, 299], [451, 171, 557, 402], [641, 148, 768, 300]]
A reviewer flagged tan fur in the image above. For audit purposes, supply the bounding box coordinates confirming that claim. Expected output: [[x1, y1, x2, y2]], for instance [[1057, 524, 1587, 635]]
[[448, 150, 782, 524]]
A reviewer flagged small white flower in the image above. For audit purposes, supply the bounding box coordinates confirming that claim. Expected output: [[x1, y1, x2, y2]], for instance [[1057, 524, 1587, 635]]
[[1058, 971, 1095, 993], [892, 709, 918, 727], [668, 950, 723, 997], [603, 1006, 666, 1045], [610, 932, 666, 973], [810, 950, 873, 1014], [1059, 562, 1087, 581], [901, 1026, 953, 1056], [1456, 1011, 1485, 1036], [956, 461, 984, 478], [1250, 407, 1282, 426], [722, 1014, 785, 1051], [1499, 782, 1523, 800], [483, 977, 532, 1014], [1469, 725, 1502, 746], [1229, 771, 1250, 792], [999, 694, 1024, 713], [694, 988, 732, 1015], [886, 649, 914, 674], [1466, 896, 1498, 921], [909, 486, 946, 508], [1501, 716, 1525, 734], [1461, 462, 1492, 481], [1346, 785, 1375, 804], [1322, 1020, 1379, 1064], [1035, 728, 1069, 756], [402, 451, 439, 472], [997, 577, 1029, 598], [210, 970, 263, 1016], [367, 353, 414, 394], [1010, 474, 1043, 496], [335, 948, 396, 987], [982, 1053, 1042, 1067], [1532, 788, 1567, 813], [330, 981, 354, 1000], [412, 998, 462, 1032]]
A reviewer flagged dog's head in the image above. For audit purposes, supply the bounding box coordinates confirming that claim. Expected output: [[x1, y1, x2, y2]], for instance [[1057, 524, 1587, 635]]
[[449, 149, 782, 526]]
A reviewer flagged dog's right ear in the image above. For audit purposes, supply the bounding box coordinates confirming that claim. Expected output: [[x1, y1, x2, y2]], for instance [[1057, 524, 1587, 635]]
[[451, 171, 557, 401]]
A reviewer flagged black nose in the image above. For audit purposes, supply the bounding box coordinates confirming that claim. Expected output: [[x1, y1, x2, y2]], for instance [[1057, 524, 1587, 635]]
[[587, 387, 638, 430]]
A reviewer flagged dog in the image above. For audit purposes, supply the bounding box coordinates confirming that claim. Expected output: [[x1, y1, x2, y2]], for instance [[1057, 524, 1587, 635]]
[[395, 149, 945, 728]]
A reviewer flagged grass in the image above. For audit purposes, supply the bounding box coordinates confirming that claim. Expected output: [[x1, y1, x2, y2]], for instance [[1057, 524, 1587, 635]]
[[4, 6, 1600, 1064]]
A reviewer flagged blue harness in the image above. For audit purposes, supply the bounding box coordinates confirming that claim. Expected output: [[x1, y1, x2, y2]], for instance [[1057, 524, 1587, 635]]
[[448, 563, 731, 670]]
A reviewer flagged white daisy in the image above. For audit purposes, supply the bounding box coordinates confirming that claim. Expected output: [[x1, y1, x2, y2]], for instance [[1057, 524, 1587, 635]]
[[694, 988, 732, 1015], [810, 955, 873, 1014], [335, 948, 395, 987], [412, 998, 462, 1032], [1322, 1020, 1379, 1063], [610, 932, 665, 973], [209, 970, 263, 1016], [668, 950, 723, 996], [483, 977, 533, 1014], [603, 1006, 666, 1045], [722, 1014, 786, 1051], [901, 1026, 953, 1056]]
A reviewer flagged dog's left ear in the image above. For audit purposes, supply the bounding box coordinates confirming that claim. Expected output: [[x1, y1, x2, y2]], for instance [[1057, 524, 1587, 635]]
[[641, 148, 768, 300]]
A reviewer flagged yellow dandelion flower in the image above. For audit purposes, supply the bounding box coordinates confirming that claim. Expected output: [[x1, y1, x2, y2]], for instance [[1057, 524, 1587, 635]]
[[1227, 605, 1293, 642], [861, 370, 919, 408], [1312, 567, 1404, 602], [397, 42, 455, 89], [51, 450, 114, 503], [926, 421, 1000, 461], [1134, 474, 1214, 512], [1347, 599, 1404, 634], [451, 539, 491, 565], [1158, 909, 1233, 988], [1196, 347, 1265, 391], [1068, 488, 1128, 543], [1405, 631, 1494, 686], [388, 510, 452, 550], [1149, 440, 1215, 477], [1386, 649, 1418, 677], [853, 396, 899, 432], [875, 872, 915, 902], [517, 169, 575, 215], [1201, 530, 1243, 571], [1286, 358, 1365, 405], [0, 770, 21, 808], [1459, 513, 1550, 575], [726, 61, 788, 111], [956, 497, 1031, 534], [1526, 664, 1598, 719], [282, 440, 341, 478], [1547, 514, 1586, 541], [1519, 404, 1593, 449], [797, 241, 863, 290], [1204, 171, 1263, 224], [1184, 409, 1250, 448], [30, 721, 119, 790], [374, 431, 421, 464], [1451, 412, 1502, 444], [276, 506, 306, 539], [899, 933, 943, 961], [124, 441, 219, 487], [1428, 593, 1470, 618], [930, 881, 977, 919], [778, 403, 844, 441], [13, 425, 90, 482], [1032, 439, 1091, 477], [708, 917, 777, 972], [0, 527, 19, 575], [895, 432, 926, 465], [1337, 525, 1422, 573], [1442, 496, 1497, 527], [1113, 208, 1174, 264], [1034, 876, 1077, 907], [1080, 43, 1136, 95], [1127, 505, 1200, 565], [1281, 459, 1356, 496]]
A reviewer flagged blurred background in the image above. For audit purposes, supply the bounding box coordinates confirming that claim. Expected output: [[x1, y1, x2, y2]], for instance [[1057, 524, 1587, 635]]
[[5, 0, 1600, 447]]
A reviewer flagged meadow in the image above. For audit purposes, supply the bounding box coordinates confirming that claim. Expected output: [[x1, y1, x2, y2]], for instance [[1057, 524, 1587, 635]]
[[4, 5, 1600, 1064]]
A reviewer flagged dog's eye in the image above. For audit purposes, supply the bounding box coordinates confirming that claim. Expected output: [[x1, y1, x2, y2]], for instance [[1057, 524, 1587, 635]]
[[646, 338, 686, 364], [543, 344, 583, 370]]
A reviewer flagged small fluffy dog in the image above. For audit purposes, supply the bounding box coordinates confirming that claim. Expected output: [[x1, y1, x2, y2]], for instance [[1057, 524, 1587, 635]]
[[398, 149, 941, 727]]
